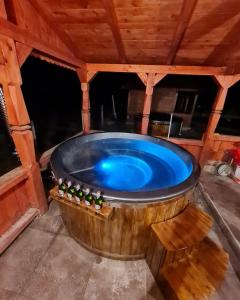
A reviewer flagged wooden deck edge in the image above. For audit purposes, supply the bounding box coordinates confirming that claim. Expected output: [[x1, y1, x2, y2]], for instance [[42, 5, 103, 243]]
[[0, 208, 39, 255], [198, 182, 240, 259]]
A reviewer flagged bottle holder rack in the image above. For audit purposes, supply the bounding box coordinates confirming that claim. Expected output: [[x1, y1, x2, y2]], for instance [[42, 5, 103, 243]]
[[49, 186, 113, 220]]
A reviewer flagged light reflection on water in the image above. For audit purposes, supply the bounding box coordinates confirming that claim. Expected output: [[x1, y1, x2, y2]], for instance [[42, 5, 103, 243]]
[[66, 138, 192, 192]]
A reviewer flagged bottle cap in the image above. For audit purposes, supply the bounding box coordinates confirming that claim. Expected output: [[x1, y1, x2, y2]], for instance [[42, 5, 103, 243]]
[[75, 184, 80, 190], [67, 181, 72, 187]]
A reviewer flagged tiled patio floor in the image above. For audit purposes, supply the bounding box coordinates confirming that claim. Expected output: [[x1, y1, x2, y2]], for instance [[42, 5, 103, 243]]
[[0, 182, 240, 300], [201, 171, 240, 243]]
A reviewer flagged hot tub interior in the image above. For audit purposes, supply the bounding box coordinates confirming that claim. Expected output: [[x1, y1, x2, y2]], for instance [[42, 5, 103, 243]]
[[51, 132, 199, 201]]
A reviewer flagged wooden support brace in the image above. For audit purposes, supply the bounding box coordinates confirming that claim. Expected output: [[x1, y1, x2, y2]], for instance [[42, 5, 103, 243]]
[[137, 73, 148, 86], [15, 42, 32, 67], [140, 73, 166, 134]]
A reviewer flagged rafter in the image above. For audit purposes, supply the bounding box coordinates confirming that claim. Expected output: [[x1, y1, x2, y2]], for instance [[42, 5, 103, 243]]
[[102, 0, 127, 63], [0, 17, 84, 67], [27, 0, 83, 62], [166, 0, 198, 65]]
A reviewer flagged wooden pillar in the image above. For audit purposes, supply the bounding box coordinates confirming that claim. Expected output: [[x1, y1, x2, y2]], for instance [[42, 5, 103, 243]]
[[81, 82, 90, 134], [137, 73, 166, 134], [200, 75, 240, 165], [0, 34, 47, 213], [77, 68, 97, 134]]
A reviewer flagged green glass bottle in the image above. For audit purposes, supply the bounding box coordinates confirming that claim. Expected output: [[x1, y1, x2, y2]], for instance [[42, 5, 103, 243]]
[[85, 188, 94, 206], [94, 191, 104, 210], [75, 184, 85, 204], [66, 181, 76, 201], [58, 178, 67, 197]]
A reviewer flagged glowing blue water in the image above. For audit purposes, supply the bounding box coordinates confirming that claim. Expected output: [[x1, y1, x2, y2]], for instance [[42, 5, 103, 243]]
[[71, 138, 193, 192], [96, 155, 153, 191]]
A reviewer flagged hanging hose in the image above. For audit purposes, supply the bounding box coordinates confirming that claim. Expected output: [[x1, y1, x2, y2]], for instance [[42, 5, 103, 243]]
[[0, 87, 11, 136], [0, 87, 17, 154]]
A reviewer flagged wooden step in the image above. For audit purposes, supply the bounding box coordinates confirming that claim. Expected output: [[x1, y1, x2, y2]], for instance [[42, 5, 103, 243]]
[[151, 205, 213, 251], [159, 237, 229, 300]]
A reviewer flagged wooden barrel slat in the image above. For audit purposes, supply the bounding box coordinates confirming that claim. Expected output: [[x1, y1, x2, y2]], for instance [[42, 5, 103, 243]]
[[56, 191, 191, 260]]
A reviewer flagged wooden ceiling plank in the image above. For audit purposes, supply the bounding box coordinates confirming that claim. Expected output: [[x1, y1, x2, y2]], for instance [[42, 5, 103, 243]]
[[166, 0, 198, 65], [27, 0, 83, 62], [204, 18, 240, 67], [15, 41, 32, 67], [87, 63, 226, 75], [0, 17, 84, 67], [102, 0, 127, 63], [80, 0, 88, 9]]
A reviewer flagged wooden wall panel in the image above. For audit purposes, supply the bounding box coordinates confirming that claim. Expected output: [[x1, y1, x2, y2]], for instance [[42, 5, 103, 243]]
[[0, 175, 30, 236], [211, 135, 240, 161]]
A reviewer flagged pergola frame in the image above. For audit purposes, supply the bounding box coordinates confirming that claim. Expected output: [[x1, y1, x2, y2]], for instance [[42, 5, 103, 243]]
[[1, 0, 240, 253]]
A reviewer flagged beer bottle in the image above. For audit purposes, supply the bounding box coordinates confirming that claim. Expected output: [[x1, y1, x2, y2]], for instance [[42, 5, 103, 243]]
[[66, 181, 75, 200], [58, 178, 67, 197], [94, 191, 104, 210], [75, 184, 85, 205], [85, 188, 94, 206]]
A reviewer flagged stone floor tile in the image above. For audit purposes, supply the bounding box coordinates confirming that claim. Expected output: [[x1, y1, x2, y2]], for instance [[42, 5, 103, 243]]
[[0, 263, 32, 294], [83, 257, 146, 300], [21, 272, 86, 300], [0, 228, 55, 274], [58, 224, 70, 236], [0, 289, 31, 300], [209, 264, 240, 300], [22, 235, 96, 300], [146, 263, 164, 300], [43, 200, 61, 218], [29, 215, 63, 234]]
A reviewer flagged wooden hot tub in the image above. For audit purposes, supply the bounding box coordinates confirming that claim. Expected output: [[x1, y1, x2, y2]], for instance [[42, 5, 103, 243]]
[[50, 132, 200, 260]]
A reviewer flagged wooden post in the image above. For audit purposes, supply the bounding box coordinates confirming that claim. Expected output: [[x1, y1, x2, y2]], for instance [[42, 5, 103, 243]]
[[1, 34, 47, 213], [81, 82, 90, 134], [200, 75, 240, 165], [137, 73, 166, 135], [77, 68, 97, 134]]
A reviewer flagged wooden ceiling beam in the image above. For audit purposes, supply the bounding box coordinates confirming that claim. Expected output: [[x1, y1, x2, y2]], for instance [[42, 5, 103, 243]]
[[102, 0, 127, 63], [166, 0, 198, 65], [87, 63, 226, 76], [26, 0, 84, 62], [0, 17, 84, 68]]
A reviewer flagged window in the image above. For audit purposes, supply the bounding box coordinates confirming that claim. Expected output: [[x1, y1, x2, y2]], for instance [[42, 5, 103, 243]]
[[174, 91, 198, 114]]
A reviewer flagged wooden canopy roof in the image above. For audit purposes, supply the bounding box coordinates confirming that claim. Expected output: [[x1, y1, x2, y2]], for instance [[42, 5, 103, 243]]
[[11, 0, 240, 68], [1, 0, 240, 75]]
